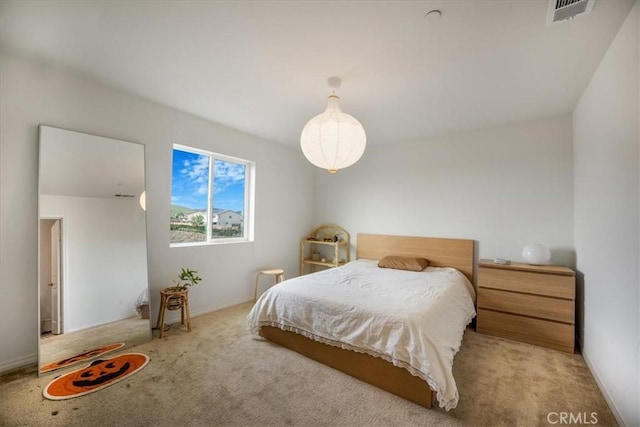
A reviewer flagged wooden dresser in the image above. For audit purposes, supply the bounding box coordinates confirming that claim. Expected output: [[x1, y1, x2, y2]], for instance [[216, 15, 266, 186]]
[[476, 261, 576, 353]]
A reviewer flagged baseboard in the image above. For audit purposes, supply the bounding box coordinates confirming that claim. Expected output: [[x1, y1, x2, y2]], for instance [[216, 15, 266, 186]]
[[155, 299, 252, 327], [581, 349, 626, 426], [189, 300, 254, 319], [0, 353, 37, 375]]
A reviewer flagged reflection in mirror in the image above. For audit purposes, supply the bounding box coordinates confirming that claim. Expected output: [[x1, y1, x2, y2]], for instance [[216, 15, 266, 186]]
[[38, 126, 150, 375]]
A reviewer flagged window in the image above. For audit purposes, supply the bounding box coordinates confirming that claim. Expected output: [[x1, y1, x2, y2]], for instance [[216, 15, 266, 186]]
[[170, 144, 254, 246]]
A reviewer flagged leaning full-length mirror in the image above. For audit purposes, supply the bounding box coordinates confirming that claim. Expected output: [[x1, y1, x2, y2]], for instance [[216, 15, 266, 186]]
[[38, 126, 150, 375]]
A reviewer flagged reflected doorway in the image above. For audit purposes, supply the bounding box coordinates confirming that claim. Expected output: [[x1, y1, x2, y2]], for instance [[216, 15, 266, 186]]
[[39, 218, 63, 336]]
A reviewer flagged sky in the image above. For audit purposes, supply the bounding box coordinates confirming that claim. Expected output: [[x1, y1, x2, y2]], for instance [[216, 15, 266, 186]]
[[171, 148, 245, 212]]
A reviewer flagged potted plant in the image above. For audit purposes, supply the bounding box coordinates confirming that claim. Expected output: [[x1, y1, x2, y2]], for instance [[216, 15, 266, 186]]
[[171, 268, 202, 290], [164, 268, 202, 310]]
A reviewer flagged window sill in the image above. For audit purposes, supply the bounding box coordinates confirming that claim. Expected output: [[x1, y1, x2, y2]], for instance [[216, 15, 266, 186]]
[[170, 238, 253, 248]]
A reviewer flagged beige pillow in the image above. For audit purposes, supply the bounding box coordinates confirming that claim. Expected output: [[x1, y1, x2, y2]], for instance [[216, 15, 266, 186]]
[[378, 255, 429, 272]]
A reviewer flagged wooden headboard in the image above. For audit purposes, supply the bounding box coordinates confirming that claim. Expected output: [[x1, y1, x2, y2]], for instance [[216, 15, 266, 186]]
[[356, 234, 476, 283]]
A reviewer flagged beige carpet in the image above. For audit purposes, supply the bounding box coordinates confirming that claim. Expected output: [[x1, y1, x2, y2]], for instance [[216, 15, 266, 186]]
[[0, 302, 617, 426]]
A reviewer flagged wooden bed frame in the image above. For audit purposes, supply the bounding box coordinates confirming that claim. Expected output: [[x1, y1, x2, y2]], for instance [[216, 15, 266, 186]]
[[259, 233, 476, 408]]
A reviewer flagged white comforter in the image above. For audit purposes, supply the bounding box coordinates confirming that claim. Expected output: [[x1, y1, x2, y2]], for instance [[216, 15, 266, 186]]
[[247, 259, 476, 410]]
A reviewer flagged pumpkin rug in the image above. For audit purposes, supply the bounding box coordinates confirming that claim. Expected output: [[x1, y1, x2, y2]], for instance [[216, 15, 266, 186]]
[[43, 353, 149, 400], [40, 342, 125, 373]]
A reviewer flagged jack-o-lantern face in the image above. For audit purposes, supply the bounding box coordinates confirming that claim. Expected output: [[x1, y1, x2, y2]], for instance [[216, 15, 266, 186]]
[[41, 342, 124, 373], [43, 353, 149, 400], [72, 359, 131, 387]]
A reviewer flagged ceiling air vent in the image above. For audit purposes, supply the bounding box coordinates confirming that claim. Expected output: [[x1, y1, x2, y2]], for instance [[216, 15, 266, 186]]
[[547, 0, 595, 25]]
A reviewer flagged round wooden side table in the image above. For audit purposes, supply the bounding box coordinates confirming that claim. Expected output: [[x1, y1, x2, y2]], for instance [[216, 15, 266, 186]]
[[156, 287, 192, 338]]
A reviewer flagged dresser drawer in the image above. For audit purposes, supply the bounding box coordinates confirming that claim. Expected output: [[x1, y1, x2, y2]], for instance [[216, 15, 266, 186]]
[[477, 288, 574, 324], [478, 267, 575, 300], [477, 309, 574, 353]]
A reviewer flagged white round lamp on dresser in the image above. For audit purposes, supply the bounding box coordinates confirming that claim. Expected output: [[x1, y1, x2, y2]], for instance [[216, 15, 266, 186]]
[[522, 243, 551, 265]]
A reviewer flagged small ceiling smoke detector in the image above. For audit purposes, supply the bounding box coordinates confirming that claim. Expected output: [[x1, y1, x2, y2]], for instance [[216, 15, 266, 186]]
[[546, 0, 595, 25], [424, 9, 442, 20], [424, 9, 442, 22]]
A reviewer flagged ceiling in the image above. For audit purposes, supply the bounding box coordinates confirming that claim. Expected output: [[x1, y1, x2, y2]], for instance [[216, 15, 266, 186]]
[[0, 0, 635, 148], [39, 126, 145, 199]]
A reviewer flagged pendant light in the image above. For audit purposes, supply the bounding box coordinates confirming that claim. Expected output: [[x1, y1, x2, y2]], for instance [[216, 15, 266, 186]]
[[300, 77, 366, 173]]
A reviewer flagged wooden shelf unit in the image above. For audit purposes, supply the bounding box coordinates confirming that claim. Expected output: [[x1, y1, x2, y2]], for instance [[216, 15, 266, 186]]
[[300, 224, 350, 275], [476, 261, 576, 353]]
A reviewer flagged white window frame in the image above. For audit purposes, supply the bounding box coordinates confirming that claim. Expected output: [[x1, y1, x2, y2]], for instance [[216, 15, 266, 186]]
[[170, 144, 255, 247]]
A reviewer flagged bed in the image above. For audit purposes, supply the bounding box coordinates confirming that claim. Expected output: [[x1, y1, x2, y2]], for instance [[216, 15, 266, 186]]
[[247, 233, 476, 410]]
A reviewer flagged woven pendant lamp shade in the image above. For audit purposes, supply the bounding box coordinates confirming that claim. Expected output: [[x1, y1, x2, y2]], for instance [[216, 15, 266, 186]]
[[300, 79, 366, 173]]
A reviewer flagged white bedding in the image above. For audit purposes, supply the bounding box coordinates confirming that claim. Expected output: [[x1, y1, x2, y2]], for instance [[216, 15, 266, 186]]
[[247, 259, 476, 410]]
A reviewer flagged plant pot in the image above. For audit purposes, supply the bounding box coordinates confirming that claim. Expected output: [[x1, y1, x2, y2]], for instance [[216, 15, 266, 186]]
[[139, 304, 149, 319], [162, 287, 188, 311]]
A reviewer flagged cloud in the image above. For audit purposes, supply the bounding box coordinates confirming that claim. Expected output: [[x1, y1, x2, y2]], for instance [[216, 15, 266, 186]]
[[183, 156, 210, 182], [214, 160, 245, 192], [196, 184, 208, 195], [172, 150, 210, 209], [172, 150, 247, 211]]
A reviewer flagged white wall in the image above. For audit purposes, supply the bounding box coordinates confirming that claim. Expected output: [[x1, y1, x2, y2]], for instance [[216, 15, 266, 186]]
[[0, 53, 315, 373], [573, 3, 640, 426], [313, 115, 575, 266], [40, 195, 147, 332]]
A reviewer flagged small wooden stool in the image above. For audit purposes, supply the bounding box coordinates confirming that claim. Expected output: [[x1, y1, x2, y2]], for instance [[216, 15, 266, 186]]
[[254, 268, 284, 301], [156, 287, 192, 338]]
